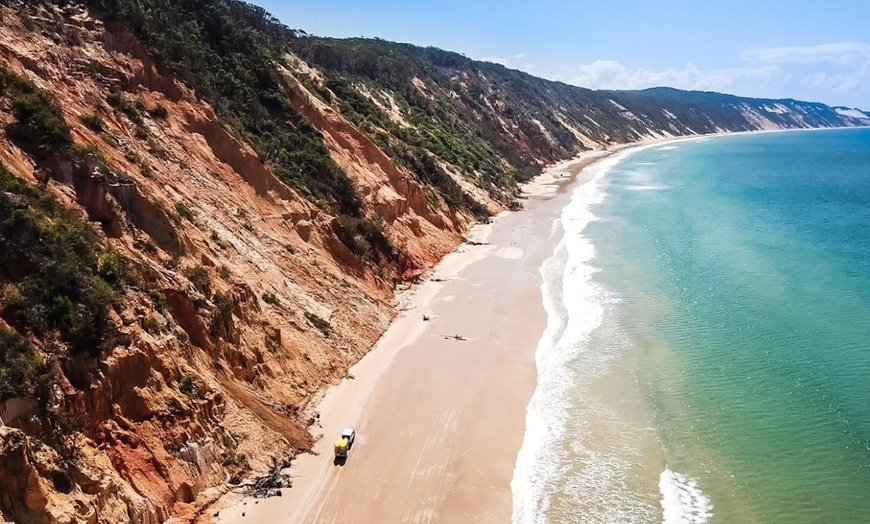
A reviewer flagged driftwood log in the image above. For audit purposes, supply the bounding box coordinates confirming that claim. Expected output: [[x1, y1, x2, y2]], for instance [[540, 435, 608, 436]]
[[247, 459, 292, 498]]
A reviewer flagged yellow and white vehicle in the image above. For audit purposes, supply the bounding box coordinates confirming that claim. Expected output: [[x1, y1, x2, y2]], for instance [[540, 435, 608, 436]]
[[333, 427, 356, 458]]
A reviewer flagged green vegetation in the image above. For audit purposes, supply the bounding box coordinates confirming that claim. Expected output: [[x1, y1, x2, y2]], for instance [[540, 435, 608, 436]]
[[317, 74, 502, 212], [183, 265, 212, 299], [0, 66, 127, 405], [174, 201, 194, 221], [334, 216, 396, 263], [71, 144, 100, 158], [0, 325, 51, 400], [211, 230, 229, 250], [222, 444, 251, 484], [262, 292, 281, 307], [213, 292, 234, 320], [289, 40, 523, 206], [148, 290, 167, 313], [148, 104, 169, 119], [0, 65, 72, 155], [144, 315, 163, 333], [79, 113, 107, 133], [139, 161, 153, 178], [107, 89, 145, 125], [124, 148, 142, 164], [304, 311, 330, 336], [101, 133, 121, 149], [0, 164, 125, 356], [37, 0, 847, 270], [83, 0, 362, 216], [70, 143, 107, 163], [212, 292, 234, 339], [178, 374, 198, 396], [98, 251, 139, 289]]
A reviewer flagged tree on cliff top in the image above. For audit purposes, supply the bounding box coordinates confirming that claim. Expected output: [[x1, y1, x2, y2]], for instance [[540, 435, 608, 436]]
[[81, 0, 363, 216]]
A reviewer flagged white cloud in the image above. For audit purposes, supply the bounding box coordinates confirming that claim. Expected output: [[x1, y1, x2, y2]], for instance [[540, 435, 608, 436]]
[[483, 57, 512, 67], [569, 59, 781, 93], [743, 42, 870, 104], [742, 42, 870, 66], [568, 41, 870, 107], [483, 55, 535, 72], [827, 59, 870, 92], [800, 72, 828, 88]]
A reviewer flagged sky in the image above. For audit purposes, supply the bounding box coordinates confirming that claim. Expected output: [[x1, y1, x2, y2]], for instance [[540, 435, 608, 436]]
[[256, 1, 870, 109]]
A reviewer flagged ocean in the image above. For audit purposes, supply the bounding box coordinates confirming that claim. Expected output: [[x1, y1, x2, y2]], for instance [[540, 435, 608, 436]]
[[512, 128, 870, 523]]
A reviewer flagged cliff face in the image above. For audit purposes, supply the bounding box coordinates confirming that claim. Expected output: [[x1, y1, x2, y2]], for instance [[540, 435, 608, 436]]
[[289, 37, 870, 196], [0, 3, 464, 523], [0, 2, 866, 524]]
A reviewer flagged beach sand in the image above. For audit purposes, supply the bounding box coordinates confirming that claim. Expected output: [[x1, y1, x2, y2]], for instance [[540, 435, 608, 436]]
[[212, 151, 610, 524]]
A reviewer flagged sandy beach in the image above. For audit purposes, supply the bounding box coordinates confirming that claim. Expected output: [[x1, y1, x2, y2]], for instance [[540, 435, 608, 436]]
[[212, 150, 610, 524]]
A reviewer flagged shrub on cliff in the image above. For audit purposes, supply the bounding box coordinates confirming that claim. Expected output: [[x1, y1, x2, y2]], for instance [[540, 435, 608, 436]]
[[107, 89, 144, 125], [0, 325, 52, 400], [148, 104, 169, 119], [318, 74, 499, 214], [79, 113, 107, 133], [81, 0, 362, 216], [1, 65, 72, 154], [0, 164, 123, 356], [183, 265, 212, 299], [335, 216, 396, 263], [98, 251, 140, 289]]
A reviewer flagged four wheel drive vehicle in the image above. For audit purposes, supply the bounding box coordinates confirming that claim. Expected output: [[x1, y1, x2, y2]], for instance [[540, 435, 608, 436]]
[[334, 427, 356, 458]]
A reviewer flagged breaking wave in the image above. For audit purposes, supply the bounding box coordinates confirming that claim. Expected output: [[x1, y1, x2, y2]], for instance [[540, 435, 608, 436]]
[[660, 469, 713, 524]]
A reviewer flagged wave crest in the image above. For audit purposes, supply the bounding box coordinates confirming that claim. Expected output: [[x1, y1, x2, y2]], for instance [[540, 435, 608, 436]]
[[660, 469, 713, 524]]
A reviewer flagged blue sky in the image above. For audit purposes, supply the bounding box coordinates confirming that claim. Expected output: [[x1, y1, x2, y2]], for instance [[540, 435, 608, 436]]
[[257, 1, 870, 109]]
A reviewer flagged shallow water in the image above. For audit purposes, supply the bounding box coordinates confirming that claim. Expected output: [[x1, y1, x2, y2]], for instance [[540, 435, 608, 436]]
[[513, 129, 870, 523]]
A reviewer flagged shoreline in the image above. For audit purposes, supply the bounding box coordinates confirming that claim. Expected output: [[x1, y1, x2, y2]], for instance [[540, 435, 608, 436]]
[[207, 127, 847, 523], [209, 147, 615, 523]]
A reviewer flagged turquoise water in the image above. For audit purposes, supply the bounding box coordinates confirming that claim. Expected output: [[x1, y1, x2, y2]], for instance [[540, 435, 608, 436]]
[[513, 128, 870, 523]]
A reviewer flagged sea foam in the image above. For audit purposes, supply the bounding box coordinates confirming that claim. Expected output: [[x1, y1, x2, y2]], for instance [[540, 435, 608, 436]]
[[511, 152, 635, 524], [660, 469, 713, 524]]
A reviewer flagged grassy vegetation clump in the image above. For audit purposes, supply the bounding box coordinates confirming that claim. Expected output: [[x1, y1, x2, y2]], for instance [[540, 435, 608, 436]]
[[318, 75, 496, 215], [0, 164, 125, 356], [0, 65, 72, 154], [210, 230, 229, 250], [70, 144, 107, 163], [183, 265, 212, 299], [261, 292, 281, 307], [144, 315, 163, 333], [304, 311, 330, 336], [79, 113, 107, 133], [211, 292, 234, 339], [107, 89, 145, 125], [334, 216, 397, 263], [148, 104, 169, 119], [0, 325, 52, 400], [174, 201, 194, 221], [222, 444, 250, 484], [178, 374, 198, 396], [148, 290, 167, 313], [98, 251, 140, 289], [213, 292, 234, 318]]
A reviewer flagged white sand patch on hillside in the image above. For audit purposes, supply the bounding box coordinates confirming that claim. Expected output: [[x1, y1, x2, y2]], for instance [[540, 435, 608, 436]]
[[836, 108, 870, 120]]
